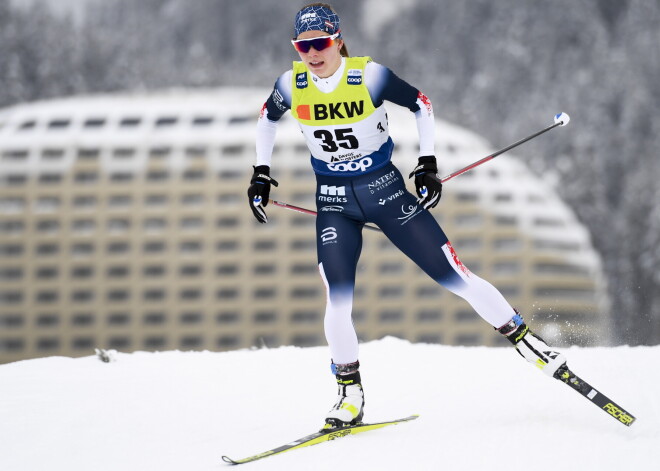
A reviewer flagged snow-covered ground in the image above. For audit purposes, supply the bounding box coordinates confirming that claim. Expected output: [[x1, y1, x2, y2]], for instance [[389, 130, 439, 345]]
[[0, 338, 657, 471]]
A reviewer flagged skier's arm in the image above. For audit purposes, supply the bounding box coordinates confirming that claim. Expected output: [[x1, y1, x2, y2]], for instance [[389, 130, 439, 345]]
[[256, 71, 292, 167], [364, 62, 435, 157]]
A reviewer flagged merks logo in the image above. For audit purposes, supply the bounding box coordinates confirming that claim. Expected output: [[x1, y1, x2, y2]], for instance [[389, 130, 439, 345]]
[[318, 185, 348, 203], [296, 100, 364, 121]]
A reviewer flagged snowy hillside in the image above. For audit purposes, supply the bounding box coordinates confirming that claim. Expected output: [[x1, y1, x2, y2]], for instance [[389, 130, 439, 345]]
[[0, 338, 657, 471]]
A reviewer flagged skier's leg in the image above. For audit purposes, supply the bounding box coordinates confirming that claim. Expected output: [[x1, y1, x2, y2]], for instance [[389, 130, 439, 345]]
[[374, 191, 566, 376], [316, 210, 366, 426]]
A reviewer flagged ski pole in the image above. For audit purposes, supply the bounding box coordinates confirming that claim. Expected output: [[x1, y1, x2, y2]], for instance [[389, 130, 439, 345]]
[[269, 113, 570, 231]]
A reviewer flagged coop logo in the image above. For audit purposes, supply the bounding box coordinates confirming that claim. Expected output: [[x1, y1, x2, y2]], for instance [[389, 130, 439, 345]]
[[378, 189, 404, 205], [347, 69, 363, 85], [321, 226, 338, 245], [318, 185, 348, 203], [296, 72, 308, 89], [327, 156, 373, 173]]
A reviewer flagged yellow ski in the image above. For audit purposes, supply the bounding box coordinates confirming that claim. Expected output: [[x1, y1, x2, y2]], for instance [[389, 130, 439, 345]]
[[222, 414, 419, 465]]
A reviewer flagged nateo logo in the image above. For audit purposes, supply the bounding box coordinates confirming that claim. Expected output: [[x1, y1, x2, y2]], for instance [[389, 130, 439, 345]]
[[296, 101, 365, 121]]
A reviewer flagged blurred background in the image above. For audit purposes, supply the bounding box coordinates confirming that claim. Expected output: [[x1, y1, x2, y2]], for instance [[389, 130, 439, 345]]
[[1, 0, 658, 363]]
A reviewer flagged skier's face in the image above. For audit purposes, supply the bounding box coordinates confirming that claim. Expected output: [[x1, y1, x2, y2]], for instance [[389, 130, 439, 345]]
[[293, 31, 343, 78]]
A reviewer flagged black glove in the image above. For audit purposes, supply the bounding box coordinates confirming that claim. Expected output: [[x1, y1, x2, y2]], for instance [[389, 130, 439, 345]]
[[408, 156, 442, 209], [247, 165, 279, 223]]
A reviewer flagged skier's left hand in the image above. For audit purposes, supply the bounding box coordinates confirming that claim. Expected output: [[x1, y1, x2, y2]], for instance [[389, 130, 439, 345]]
[[409, 155, 442, 209]]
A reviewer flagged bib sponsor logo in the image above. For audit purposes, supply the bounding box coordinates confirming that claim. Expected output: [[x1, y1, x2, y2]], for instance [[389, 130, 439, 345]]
[[319, 185, 348, 203], [321, 226, 338, 245], [327, 156, 373, 173], [398, 203, 421, 225], [308, 101, 364, 120], [368, 170, 398, 194], [320, 205, 344, 212], [296, 72, 308, 89], [347, 69, 363, 85], [378, 189, 404, 205]]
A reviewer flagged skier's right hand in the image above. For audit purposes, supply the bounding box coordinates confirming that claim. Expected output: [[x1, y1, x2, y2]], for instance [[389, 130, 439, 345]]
[[247, 165, 279, 223], [409, 156, 442, 209]]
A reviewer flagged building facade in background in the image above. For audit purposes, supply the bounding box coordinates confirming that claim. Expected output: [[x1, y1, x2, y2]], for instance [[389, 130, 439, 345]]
[[0, 89, 609, 364]]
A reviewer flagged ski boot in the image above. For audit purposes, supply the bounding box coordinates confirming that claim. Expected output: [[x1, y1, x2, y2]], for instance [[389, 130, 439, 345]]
[[498, 311, 567, 377], [323, 361, 365, 430]]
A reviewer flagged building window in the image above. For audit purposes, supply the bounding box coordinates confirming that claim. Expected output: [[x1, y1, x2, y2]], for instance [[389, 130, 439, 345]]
[[40, 173, 62, 184], [107, 242, 130, 254], [493, 261, 521, 275], [0, 220, 24, 234], [253, 311, 277, 324], [379, 310, 404, 323], [78, 148, 100, 160], [71, 243, 95, 257], [216, 217, 239, 228], [144, 265, 166, 277], [291, 311, 319, 324], [217, 264, 239, 276], [41, 148, 65, 160], [455, 310, 477, 323], [144, 337, 166, 349], [192, 116, 215, 126], [155, 116, 178, 127], [180, 311, 203, 324], [107, 290, 130, 302], [47, 119, 71, 129], [108, 313, 130, 326], [180, 336, 203, 349], [107, 266, 129, 278], [217, 288, 239, 300], [71, 266, 93, 278], [108, 195, 132, 209], [0, 314, 24, 328], [72, 219, 96, 234], [180, 265, 202, 276], [180, 289, 202, 301], [217, 335, 241, 348], [144, 289, 166, 302], [109, 337, 131, 348], [83, 118, 106, 128], [378, 286, 403, 299], [493, 238, 522, 252], [120, 117, 141, 127], [180, 241, 202, 253], [72, 290, 95, 303], [145, 194, 168, 207], [216, 240, 239, 252], [216, 312, 239, 324], [291, 263, 317, 275], [36, 244, 59, 256], [33, 315, 58, 331], [33, 197, 60, 213], [108, 218, 131, 233], [144, 312, 166, 325], [253, 264, 276, 275], [0, 267, 23, 280], [37, 337, 60, 351], [417, 309, 443, 322], [181, 217, 203, 231], [72, 337, 95, 350], [72, 313, 94, 326], [73, 196, 97, 210], [74, 172, 98, 184]]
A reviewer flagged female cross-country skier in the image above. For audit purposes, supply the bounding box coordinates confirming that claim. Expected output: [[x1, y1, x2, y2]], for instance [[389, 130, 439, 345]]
[[248, 3, 568, 429]]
